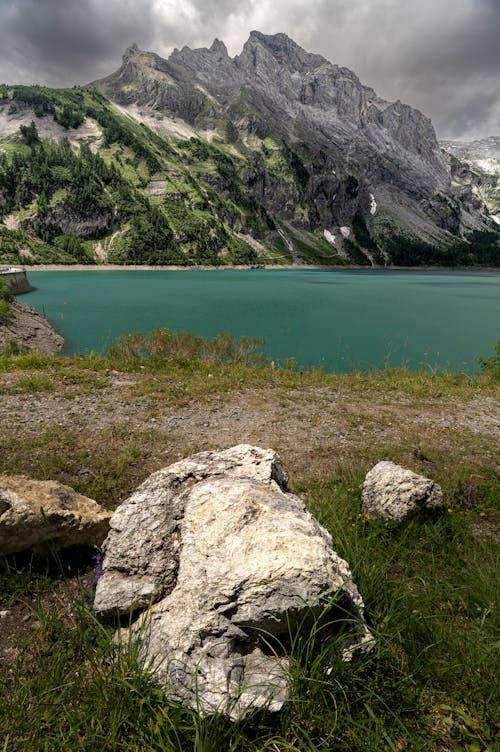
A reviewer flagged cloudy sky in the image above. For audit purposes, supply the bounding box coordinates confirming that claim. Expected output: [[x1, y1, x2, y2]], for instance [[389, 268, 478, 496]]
[[0, 0, 498, 140]]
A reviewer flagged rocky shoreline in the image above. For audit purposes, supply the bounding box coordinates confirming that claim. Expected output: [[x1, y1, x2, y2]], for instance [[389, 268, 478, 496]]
[[22, 264, 500, 272], [0, 299, 64, 354]]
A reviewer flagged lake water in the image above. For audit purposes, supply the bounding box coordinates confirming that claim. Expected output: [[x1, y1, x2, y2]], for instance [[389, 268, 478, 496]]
[[25, 269, 500, 373]]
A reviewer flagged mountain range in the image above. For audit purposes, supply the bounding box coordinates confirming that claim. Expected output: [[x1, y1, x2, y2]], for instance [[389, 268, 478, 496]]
[[0, 31, 498, 266]]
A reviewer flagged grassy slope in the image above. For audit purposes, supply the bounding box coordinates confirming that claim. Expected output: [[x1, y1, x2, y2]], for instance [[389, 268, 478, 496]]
[[0, 86, 352, 266], [6, 86, 497, 268], [0, 345, 498, 751]]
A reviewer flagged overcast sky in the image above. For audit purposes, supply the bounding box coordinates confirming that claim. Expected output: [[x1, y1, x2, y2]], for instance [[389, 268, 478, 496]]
[[0, 0, 498, 140]]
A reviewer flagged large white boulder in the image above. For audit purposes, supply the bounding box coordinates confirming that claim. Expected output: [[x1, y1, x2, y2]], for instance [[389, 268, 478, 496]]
[[0, 475, 111, 555], [362, 461, 443, 521], [95, 445, 373, 720]]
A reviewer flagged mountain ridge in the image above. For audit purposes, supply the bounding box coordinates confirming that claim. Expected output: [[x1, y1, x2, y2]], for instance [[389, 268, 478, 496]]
[[0, 31, 498, 267]]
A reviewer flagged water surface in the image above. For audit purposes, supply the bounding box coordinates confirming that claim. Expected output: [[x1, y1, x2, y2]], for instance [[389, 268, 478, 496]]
[[25, 269, 500, 373]]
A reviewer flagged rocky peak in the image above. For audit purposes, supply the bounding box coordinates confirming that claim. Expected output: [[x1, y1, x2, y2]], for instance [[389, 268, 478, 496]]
[[123, 43, 140, 63], [170, 39, 236, 84], [210, 38, 229, 57], [243, 31, 326, 73], [91, 31, 492, 245]]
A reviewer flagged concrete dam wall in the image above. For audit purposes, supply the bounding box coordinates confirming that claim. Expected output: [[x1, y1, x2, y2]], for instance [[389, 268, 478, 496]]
[[0, 267, 33, 294]]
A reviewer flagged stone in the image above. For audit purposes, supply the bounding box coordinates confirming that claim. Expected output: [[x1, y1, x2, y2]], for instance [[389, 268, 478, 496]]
[[361, 461, 443, 521], [0, 475, 112, 555], [94, 445, 373, 720], [0, 610, 10, 619], [0, 300, 64, 354]]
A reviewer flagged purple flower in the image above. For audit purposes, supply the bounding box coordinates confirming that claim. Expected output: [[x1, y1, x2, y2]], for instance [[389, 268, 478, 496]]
[[453, 481, 482, 511], [82, 551, 104, 607]]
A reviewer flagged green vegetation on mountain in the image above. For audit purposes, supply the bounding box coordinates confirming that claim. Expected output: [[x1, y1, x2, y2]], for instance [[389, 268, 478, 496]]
[[0, 278, 13, 319], [0, 85, 298, 265], [0, 80, 499, 266]]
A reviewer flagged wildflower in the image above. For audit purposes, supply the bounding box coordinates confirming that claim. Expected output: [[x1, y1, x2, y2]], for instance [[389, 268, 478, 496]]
[[92, 553, 104, 580], [447, 507, 453, 513], [82, 551, 104, 607], [453, 480, 482, 511]]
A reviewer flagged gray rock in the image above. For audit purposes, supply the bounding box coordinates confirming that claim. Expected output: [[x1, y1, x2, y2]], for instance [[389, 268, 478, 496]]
[[361, 461, 443, 521], [0, 300, 64, 354], [93, 32, 496, 250], [95, 445, 373, 720], [0, 475, 112, 555]]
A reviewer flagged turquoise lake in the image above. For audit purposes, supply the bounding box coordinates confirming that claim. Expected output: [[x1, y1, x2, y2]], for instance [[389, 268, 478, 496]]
[[25, 269, 500, 373]]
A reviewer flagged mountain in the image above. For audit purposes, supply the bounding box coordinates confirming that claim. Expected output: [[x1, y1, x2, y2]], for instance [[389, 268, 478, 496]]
[[0, 32, 499, 266], [440, 137, 500, 176], [440, 137, 500, 229]]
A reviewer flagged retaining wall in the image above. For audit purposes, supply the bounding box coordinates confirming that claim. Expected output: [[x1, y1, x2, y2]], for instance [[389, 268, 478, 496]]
[[0, 268, 33, 294]]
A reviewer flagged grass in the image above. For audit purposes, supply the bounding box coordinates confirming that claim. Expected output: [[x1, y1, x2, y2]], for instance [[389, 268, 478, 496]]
[[0, 423, 164, 507], [0, 476, 497, 750], [0, 346, 498, 750]]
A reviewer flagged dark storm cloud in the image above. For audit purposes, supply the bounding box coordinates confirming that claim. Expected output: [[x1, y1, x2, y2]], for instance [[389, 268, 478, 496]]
[[0, 0, 498, 139]]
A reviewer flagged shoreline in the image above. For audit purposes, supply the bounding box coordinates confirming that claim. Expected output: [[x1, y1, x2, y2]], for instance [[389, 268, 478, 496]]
[[21, 263, 500, 272]]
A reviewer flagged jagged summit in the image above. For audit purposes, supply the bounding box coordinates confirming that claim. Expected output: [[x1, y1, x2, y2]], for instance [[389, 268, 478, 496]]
[[122, 42, 140, 62], [89, 30, 497, 257], [210, 38, 229, 56], [1, 31, 497, 267], [241, 31, 327, 72]]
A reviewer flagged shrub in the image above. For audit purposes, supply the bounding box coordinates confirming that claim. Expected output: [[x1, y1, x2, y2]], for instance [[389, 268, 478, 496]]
[[0, 279, 13, 320], [479, 339, 500, 380], [107, 327, 269, 368]]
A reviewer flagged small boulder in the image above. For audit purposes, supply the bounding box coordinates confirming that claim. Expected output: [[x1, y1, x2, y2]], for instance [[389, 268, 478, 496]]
[[361, 461, 443, 521], [0, 475, 112, 555], [95, 445, 373, 720]]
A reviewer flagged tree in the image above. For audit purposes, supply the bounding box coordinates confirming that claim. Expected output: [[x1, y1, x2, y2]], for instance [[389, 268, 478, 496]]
[[19, 120, 40, 147]]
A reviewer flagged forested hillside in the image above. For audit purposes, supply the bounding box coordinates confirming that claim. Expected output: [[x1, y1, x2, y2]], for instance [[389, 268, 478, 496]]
[[0, 79, 499, 266]]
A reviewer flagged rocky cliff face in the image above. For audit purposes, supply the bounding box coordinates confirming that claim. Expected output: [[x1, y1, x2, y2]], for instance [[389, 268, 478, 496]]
[[440, 137, 500, 176], [94, 31, 496, 259], [440, 137, 500, 228], [1, 33, 497, 267]]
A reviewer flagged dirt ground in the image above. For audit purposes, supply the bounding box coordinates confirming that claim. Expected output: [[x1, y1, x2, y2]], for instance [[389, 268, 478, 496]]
[[1, 369, 499, 482]]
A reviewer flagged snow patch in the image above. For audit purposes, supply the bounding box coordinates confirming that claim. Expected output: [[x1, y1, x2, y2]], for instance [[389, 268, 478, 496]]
[[492, 214, 500, 226], [340, 226, 351, 239], [323, 229, 336, 246], [369, 193, 377, 215], [474, 158, 500, 176]]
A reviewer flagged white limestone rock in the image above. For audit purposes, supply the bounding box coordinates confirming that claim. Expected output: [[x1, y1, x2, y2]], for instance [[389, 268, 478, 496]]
[[95, 445, 373, 720], [361, 461, 443, 521], [0, 475, 111, 555], [323, 229, 336, 246]]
